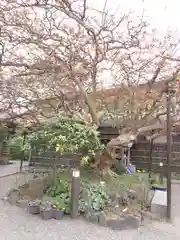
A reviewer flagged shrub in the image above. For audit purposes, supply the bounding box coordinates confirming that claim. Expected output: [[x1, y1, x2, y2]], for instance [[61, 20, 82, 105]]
[[9, 136, 30, 160], [29, 117, 102, 154], [79, 182, 110, 213], [44, 175, 110, 214], [9, 117, 103, 164]]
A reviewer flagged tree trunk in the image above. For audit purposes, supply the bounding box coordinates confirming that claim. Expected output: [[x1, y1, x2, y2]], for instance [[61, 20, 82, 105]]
[[77, 82, 99, 125], [71, 67, 99, 125]]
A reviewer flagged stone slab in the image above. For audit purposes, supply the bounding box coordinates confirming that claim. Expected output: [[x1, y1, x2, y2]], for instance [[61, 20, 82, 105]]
[[107, 216, 140, 231], [17, 199, 29, 209], [141, 211, 162, 225], [99, 212, 107, 226], [151, 190, 167, 218]]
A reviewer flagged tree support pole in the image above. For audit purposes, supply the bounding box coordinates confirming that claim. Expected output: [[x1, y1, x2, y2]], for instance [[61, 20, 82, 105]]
[[166, 89, 172, 221], [71, 169, 80, 218]]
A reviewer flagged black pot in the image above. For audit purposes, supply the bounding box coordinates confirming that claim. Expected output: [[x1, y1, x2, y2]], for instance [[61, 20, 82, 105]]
[[151, 185, 167, 191], [52, 209, 64, 220], [29, 205, 40, 214], [40, 209, 52, 220]]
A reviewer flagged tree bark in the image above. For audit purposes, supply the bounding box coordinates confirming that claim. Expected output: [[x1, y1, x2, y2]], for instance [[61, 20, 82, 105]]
[[75, 80, 99, 125]]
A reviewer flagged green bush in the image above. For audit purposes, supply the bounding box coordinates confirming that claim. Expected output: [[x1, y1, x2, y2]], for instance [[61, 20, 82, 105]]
[[44, 175, 71, 214], [9, 117, 103, 164], [28, 117, 102, 155], [45, 179, 70, 197], [79, 182, 110, 213], [9, 136, 30, 160], [44, 172, 110, 214]]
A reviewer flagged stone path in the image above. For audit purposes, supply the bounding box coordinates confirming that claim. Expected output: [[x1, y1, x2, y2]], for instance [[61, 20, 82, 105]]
[[0, 164, 180, 239], [0, 161, 28, 177]]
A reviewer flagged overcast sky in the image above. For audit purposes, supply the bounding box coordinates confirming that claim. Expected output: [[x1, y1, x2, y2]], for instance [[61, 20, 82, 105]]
[[88, 0, 180, 86], [90, 0, 180, 33]]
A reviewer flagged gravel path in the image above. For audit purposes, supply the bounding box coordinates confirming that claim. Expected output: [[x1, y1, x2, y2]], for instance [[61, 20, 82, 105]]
[[0, 166, 180, 239], [0, 200, 180, 240]]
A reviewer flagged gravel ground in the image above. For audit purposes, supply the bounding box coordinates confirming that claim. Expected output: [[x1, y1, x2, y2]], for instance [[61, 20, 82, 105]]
[[0, 200, 180, 240], [0, 169, 180, 239], [0, 161, 28, 177]]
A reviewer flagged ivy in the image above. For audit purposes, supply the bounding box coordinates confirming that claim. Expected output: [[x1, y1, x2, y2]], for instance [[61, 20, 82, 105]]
[[44, 178, 110, 214], [79, 182, 110, 213]]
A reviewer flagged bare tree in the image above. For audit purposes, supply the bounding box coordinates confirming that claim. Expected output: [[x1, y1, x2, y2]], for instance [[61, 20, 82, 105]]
[[0, 0, 180, 174]]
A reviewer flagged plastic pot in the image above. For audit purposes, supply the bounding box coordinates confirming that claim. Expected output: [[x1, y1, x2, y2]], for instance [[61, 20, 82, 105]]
[[40, 209, 52, 220], [29, 205, 40, 214], [52, 209, 64, 220], [151, 185, 167, 191]]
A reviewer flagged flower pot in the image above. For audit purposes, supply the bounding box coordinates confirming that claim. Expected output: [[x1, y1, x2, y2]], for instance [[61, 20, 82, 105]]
[[52, 208, 56, 218], [151, 186, 167, 191], [52, 209, 64, 220], [29, 205, 40, 214], [40, 209, 52, 220]]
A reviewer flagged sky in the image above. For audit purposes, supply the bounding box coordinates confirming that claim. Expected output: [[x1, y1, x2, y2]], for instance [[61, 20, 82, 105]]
[[90, 0, 180, 33], [2, 0, 180, 116], [89, 0, 180, 87]]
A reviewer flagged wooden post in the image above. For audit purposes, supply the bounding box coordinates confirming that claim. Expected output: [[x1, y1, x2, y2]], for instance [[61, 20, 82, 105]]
[[71, 169, 80, 218], [127, 147, 130, 166], [6, 133, 11, 163], [0, 142, 2, 155], [120, 148, 125, 166], [159, 162, 163, 184], [28, 145, 32, 163], [148, 138, 153, 180], [20, 133, 27, 172], [166, 89, 172, 221]]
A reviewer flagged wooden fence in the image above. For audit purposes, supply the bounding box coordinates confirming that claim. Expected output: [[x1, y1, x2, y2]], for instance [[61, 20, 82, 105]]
[[97, 126, 180, 174], [97, 125, 119, 144], [29, 148, 81, 169], [130, 141, 180, 173]]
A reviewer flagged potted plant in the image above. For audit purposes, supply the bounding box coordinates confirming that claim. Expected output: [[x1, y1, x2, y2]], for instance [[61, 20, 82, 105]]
[[28, 199, 41, 214], [40, 201, 52, 220], [150, 179, 166, 192], [151, 184, 167, 191], [52, 200, 65, 220]]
